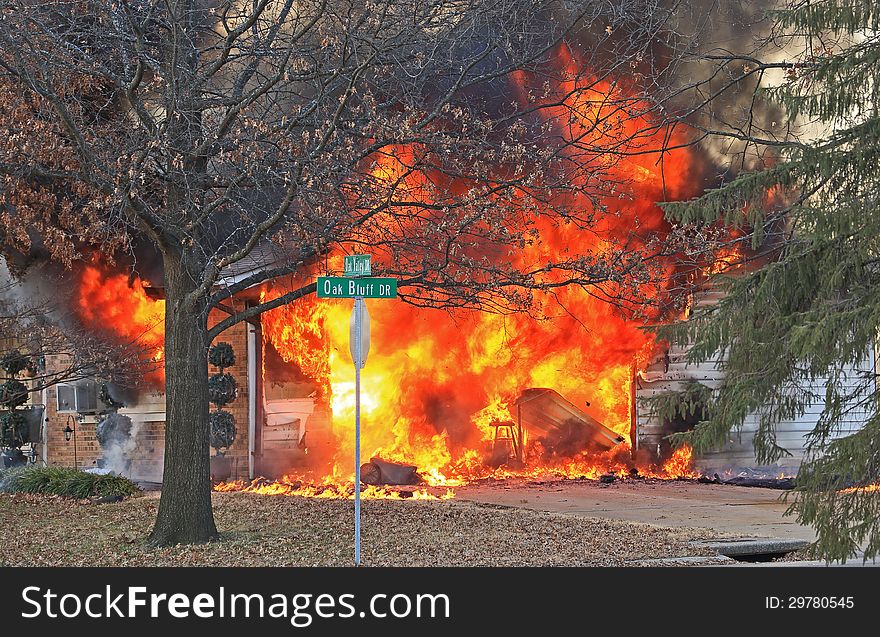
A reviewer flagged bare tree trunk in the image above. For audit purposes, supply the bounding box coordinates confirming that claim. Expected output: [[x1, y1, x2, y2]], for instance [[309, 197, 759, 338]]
[[145, 0, 218, 546], [149, 252, 217, 545]]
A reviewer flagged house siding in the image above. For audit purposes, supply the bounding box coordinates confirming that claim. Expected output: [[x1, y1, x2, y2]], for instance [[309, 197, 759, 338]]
[[635, 285, 875, 475]]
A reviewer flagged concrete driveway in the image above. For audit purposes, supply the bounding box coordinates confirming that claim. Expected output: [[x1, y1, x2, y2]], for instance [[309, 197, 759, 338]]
[[456, 479, 880, 565], [456, 478, 815, 540]]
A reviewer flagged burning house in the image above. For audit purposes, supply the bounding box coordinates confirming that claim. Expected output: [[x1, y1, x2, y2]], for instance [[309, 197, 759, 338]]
[[1, 8, 872, 494], [20, 244, 871, 491]]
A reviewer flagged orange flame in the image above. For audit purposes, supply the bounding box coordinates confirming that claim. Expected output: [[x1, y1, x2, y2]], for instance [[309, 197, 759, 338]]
[[839, 483, 880, 494], [254, 50, 701, 491], [75, 263, 165, 384], [214, 478, 455, 500], [707, 243, 743, 275], [660, 445, 699, 479], [69, 49, 705, 492], [215, 443, 698, 498]]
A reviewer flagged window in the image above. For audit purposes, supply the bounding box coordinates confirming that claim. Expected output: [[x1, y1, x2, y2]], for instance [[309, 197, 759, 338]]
[[56, 380, 100, 414]]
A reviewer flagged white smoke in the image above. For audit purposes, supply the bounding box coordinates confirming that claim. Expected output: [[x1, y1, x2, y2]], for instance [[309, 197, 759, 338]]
[[97, 413, 137, 476], [126, 412, 165, 483], [95, 411, 164, 482]]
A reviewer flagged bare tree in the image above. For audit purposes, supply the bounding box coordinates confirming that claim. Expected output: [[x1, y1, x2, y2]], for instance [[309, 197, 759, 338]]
[[0, 0, 700, 544], [1, 259, 156, 397]]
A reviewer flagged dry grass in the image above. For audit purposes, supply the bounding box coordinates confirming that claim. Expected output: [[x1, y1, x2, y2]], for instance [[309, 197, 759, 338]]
[[0, 490, 727, 567]]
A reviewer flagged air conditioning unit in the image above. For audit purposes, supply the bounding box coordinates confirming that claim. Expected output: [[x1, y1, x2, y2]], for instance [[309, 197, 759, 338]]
[[56, 380, 104, 414]]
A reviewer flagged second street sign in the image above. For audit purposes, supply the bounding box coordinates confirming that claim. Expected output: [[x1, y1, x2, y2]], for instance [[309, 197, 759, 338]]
[[317, 276, 397, 299], [343, 254, 371, 277]]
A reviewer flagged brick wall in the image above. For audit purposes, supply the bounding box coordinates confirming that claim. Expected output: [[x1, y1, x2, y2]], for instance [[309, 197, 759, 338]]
[[43, 353, 102, 471], [128, 416, 165, 482], [43, 310, 252, 482]]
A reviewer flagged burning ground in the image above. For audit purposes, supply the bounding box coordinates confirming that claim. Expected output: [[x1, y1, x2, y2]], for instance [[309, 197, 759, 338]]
[[0, 490, 733, 567], [214, 445, 699, 499]]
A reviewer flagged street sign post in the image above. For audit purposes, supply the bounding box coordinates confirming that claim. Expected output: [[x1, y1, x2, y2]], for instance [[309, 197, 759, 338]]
[[317, 254, 396, 566], [351, 297, 367, 566], [349, 298, 370, 369]]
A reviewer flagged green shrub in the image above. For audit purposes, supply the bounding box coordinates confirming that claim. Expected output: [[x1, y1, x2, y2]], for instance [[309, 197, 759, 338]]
[[208, 342, 236, 369], [0, 411, 28, 447], [0, 466, 140, 498], [93, 474, 141, 498], [0, 380, 28, 409], [0, 465, 26, 491]]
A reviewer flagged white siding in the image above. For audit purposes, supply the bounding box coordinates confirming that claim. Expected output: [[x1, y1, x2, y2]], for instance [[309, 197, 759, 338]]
[[635, 287, 875, 475]]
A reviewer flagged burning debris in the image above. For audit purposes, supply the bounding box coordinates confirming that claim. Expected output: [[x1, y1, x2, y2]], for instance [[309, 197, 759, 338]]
[[698, 470, 797, 490], [513, 388, 624, 459], [360, 457, 421, 486], [214, 477, 455, 501], [215, 440, 700, 500]]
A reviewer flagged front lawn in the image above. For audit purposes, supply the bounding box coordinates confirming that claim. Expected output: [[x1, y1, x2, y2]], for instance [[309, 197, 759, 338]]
[[0, 490, 728, 566]]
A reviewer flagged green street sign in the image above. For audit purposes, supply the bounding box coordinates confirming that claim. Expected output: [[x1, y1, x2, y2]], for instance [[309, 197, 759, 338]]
[[317, 276, 397, 299], [344, 254, 371, 277]]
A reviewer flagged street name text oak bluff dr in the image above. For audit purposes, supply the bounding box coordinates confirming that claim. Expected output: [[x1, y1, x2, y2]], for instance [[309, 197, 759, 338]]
[[317, 276, 398, 299]]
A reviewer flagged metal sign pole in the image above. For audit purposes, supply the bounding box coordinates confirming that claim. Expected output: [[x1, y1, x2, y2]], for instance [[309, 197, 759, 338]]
[[326, 255, 386, 566], [354, 296, 363, 566]]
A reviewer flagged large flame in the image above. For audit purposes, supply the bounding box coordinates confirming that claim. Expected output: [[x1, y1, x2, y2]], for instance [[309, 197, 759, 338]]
[[256, 49, 705, 492], [74, 263, 166, 384], [65, 49, 716, 494]]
